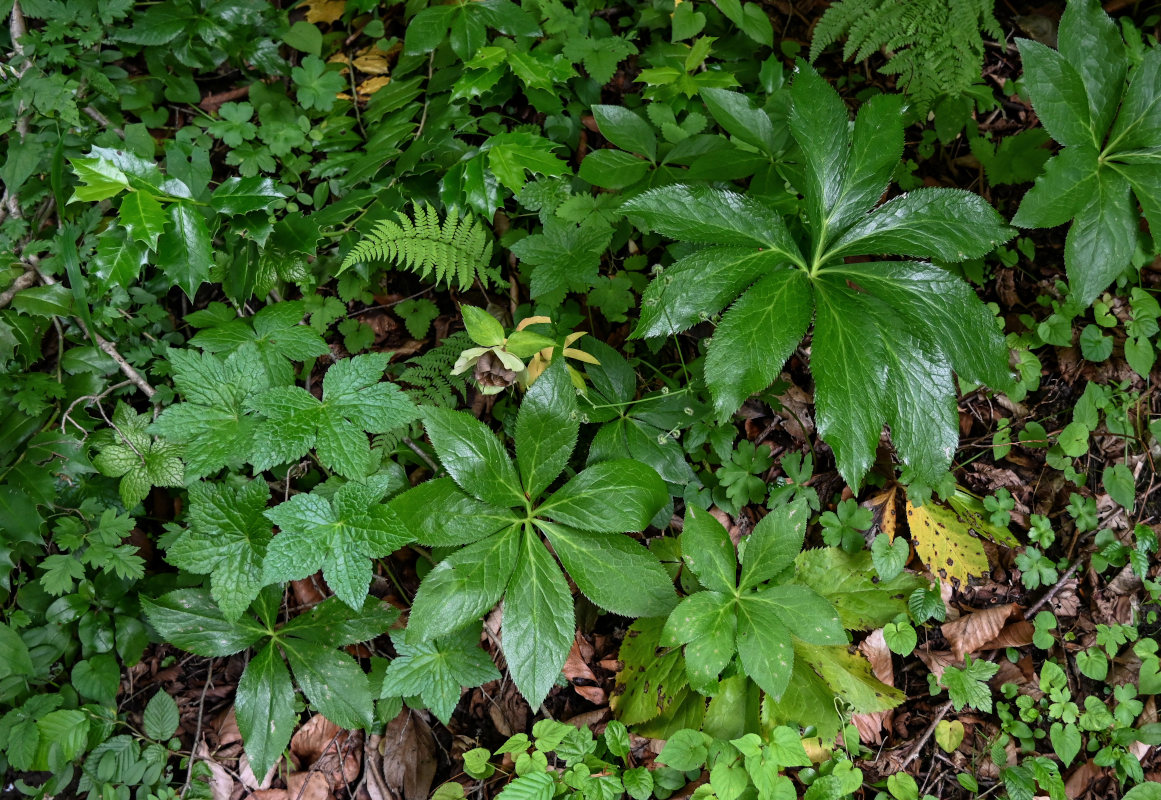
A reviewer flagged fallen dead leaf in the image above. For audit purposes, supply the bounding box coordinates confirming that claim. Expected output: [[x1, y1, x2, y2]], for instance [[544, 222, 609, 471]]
[[352, 52, 390, 75], [942, 603, 1021, 661], [563, 634, 606, 704], [1063, 759, 1103, 799], [301, 0, 345, 25], [194, 741, 236, 800], [366, 713, 437, 800], [290, 714, 362, 791], [979, 620, 1035, 651], [852, 629, 894, 745], [286, 771, 332, 800], [357, 77, 391, 97], [251, 791, 288, 800], [1130, 696, 1156, 762]]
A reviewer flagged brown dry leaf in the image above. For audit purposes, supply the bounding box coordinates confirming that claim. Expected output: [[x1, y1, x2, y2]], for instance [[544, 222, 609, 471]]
[[980, 620, 1035, 651], [286, 771, 332, 800], [291, 714, 345, 765], [1063, 759, 1103, 799], [290, 714, 362, 790], [906, 499, 989, 587], [563, 635, 606, 704], [852, 629, 894, 744], [301, 0, 345, 24], [942, 603, 1020, 661], [366, 714, 437, 800], [194, 741, 236, 800], [1130, 696, 1156, 762], [251, 791, 288, 800], [915, 645, 956, 681]]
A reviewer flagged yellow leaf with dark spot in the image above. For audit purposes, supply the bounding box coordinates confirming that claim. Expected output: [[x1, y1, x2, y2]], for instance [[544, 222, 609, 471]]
[[905, 499, 989, 587], [357, 76, 391, 97]]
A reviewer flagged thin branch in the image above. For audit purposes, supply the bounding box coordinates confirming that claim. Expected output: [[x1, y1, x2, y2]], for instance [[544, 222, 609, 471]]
[[899, 700, 954, 770], [0, 268, 37, 309], [83, 106, 125, 138]]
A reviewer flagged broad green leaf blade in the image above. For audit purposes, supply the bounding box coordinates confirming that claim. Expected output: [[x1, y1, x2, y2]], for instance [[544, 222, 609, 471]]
[[280, 597, 400, 646], [381, 625, 500, 724], [739, 498, 809, 590], [503, 528, 574, 708], [158, 202, 213, 301], [679, 505, 738, 594], [496, 771, 554, 800], [283, 638, 375, 729], [826, 261, 1013, 391], [389, 478, 517, 546], [828, 92, 905, 236], [1011, 146, 1100, 229], [788, 62, 850, 234], [247, 387, 322, 471], [1065, 169, 1137, 306], [794, 548, 924, 630], [870, 300, 959, 487], [142, 691, 180, 741], [538, 522, 677, 617], [119, 190, 167, 248], [664, 592, 737, 695], [736, 595, 794, 699], [93, 228, 148, 292], [704, 268, 813, 417], [539, 460, 666, 533], [1016, 38, 1096, 148], [165, 479, 273, 622], [210, 177, 282, 215], [1119, 162, 1161, 241], [408, 525, 522, 640], [826, 188, 1013, 263], [592, 105, 658, 161], [793, 642, 903, 714], [422, 407, 524, 508], [1058, 0, 1127, 136], [751, 584, 846, 645], [141, 589, 265, 657], [634, 248, 778, 338], [516, 359, 578, 499], [1107, 48, 1161, 156], [810, 280, 886, 489], [236, 642, 295, 779], [700, 87, 783, 158], [622, 185, 802, 260]]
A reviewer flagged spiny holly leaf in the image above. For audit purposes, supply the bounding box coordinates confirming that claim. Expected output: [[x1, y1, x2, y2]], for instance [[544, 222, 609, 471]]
[[625, 63, 1013, 488], [165, 480, 273, 622], [248, 352, 419, 478], [188, 300, 329, 385], [150, 347, 269, 479], [262, 477, 411, 609], [381, 624, 501, 724], [92, 402, 184, 509]]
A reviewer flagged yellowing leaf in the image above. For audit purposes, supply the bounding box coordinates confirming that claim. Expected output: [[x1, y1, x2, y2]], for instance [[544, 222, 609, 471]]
[[353, 52, 391, 75], [357, 76, 391, 97], [905, 498, 989, 587], [935, 719, 965, 753], [867, 485, 898, 540], [300, 0, 344, 24]]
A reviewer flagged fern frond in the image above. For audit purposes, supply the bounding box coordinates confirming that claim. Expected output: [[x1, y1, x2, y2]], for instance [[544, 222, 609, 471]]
[[396, 331, 473, 409], [340, 204, 497, 291], [810, 0, 1000, 111]]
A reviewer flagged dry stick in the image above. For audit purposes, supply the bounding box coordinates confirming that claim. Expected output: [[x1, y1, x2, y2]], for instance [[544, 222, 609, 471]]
[[0, 268, 37, 309], [83, 105, 125, 138], [183, 661, 216, 795], [899, 700, 954, 770], [1024, 559, 1083, 619]]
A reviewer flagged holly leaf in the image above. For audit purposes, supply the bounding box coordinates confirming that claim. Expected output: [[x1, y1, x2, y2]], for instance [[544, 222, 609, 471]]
[[248, 353, 418, 478], [262, 478, 412, 609], [166, 480, 273, 621], [380, 624, 501, 724]]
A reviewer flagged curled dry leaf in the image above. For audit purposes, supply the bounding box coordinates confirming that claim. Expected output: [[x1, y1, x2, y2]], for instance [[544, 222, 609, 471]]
[[915, 645, 956, 682], [286, 771, 332, 800], [941, 603, 1021, 661], [366, 713, 437, 800], [852, 629, 895, 744], [194, 740, 236, 800], [563, 634, 606, 704]]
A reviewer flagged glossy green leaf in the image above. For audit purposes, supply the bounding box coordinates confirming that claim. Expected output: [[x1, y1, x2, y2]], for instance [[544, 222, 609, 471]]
[[752, 584, 845, 645], [1058, 0, 1126, 136], [738, 498, 809, 590], [828, 92, 905, 236], [1016, 39, 1095, 148], [1065, 169, 1137, 306], [119, 190, 167, 248], [516, 360, 578, 498], [592, 105, 657, 161], [422, 407, 525, 508], [1011, 145, 1100, 229], [539, 460, 666, 532], [788, 62, 849, 232], [1107, 48, 1161, 155], [701, 87, 783, 158], [141, 589, 265, 657], [283, 638, 375, 729], [679, 505, 737, 594], [210, 177, 282, 215], [704, 268, 813, 417], [389, 478, 517, 546], [503, 527, 574, 708], [236, 642, 295, 779], [157, 201, 213, 300], [735, 595, 794, 699]]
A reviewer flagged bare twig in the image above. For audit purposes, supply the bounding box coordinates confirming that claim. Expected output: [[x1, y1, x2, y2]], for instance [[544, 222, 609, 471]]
[[83, 105, 125, 138], [60, 380, 133, 434], [183, 661, 216, 795], [0, 268, 37, 309], [403, 437, 441, 475], [900, 700, 954, 770], [1024, 560, 1082, 619]]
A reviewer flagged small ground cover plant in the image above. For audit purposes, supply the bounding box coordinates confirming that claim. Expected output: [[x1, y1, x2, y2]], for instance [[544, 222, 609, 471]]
[[0, 0, 1158, 799]]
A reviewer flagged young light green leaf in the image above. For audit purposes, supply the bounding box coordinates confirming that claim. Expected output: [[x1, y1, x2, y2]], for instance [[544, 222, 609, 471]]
[[263, 479, 411, 610], [751, 584, 846, 645], [166, 479, 273, 621]]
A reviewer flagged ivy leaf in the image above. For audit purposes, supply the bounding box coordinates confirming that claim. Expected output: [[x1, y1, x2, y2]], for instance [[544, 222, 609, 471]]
[[188, 300, 329, 386], [165, 480, 273, 621], [380, 624, 501, 724], [262, 478, 411, 609], [92, 402, 184, 509], [248, 353, 419, 478], [151, 347, 269, 479]]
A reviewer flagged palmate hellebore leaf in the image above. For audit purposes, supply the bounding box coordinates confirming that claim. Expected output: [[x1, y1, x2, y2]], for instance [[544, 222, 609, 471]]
[[1013, 0, 1160, 306], [624, 63, 1014, 488], [390, 360, 674, 708], [143, 589, 397, 778]]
